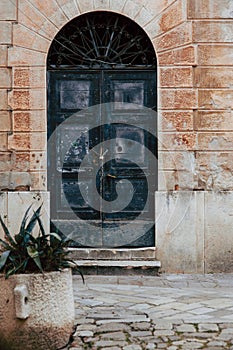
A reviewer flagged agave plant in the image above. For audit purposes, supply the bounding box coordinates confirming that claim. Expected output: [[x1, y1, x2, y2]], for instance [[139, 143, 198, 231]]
[[0, 205, 84, 281]]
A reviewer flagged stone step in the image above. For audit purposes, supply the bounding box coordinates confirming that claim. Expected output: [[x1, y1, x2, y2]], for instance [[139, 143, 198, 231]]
[[74, 259, 161, 276], [68, 247, 157, 260]]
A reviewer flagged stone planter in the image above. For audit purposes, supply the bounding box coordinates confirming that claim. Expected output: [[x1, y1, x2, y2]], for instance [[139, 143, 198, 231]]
[[0, 269, 75, 350]]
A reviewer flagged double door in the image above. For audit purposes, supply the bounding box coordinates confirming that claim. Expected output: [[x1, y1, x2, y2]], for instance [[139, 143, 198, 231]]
[[47, 70, 157, 247]]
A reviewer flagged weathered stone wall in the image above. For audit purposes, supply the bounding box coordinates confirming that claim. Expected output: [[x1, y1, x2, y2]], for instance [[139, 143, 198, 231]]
[[1, 0, 232, 191], [158, 0, 233, 191], [0, 0, 233, 272]]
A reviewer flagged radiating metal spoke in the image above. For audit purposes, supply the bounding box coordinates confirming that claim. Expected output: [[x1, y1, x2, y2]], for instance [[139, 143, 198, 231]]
[[47, 12, 156, 69]]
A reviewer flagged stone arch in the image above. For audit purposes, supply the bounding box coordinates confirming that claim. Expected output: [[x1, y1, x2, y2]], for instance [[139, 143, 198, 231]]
[[47, 11, 157, 69], [10, 0, 195, 192]]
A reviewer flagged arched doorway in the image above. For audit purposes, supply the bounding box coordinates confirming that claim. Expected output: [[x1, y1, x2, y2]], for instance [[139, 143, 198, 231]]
[[47, 11, 157, 248]]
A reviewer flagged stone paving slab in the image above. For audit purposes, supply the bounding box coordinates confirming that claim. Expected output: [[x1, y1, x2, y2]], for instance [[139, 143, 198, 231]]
[[68, 274, 233, 349]]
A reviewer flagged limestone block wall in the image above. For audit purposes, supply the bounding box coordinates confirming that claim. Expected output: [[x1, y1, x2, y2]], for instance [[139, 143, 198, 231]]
[[1, 0, 232, 192], [0, 191, 50, 244], [156, 191, 233, 273], [158, 0, 233, 191], [0, 0, 232, 272]]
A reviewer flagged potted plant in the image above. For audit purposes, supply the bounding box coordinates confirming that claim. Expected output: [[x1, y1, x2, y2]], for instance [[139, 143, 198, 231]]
[[0, 204, 83, 350]]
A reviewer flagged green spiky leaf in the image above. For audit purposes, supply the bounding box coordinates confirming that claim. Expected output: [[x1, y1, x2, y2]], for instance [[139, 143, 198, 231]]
[[25, 205, 42, 235], [0, 237, 13, 251], [0, 250, 10, 270], [0, 215, 16, 248], [19, 205, 32, 236], [0, 205, 84, 282], [49, 232, 62, 241], [27, 246, 43, 273]]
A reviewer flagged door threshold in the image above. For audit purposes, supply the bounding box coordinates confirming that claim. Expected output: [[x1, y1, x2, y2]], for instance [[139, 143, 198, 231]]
[[68, 247, 157, 260], [73, 259, 161, 276]]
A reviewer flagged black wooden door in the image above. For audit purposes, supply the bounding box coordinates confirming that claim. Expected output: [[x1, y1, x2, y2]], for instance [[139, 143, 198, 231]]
[[47, 70, 157, 247]]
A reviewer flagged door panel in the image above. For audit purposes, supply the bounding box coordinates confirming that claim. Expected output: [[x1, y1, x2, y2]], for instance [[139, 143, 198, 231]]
[[48, 70, 157, 247]]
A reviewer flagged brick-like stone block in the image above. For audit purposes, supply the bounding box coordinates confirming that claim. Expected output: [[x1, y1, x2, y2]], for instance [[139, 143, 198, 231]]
[[48, 0, 80, 20], [94, 0, 110, 9], [0, 68, 11, 89], [0, 0, 17, 20], [0, 111, 11, 131], [13, 67, 46, 88], [0, 133, 7, 151], [160, 89, 197, 109], [194, 111, 233, 131], [159, 111, 193, 131], [156, 191, 204, 273], [193, 21, 233, 43], [18, 0, 58, 40], [121, 0, 142, 19], [8, 89, 46, 110], [0, 89, 8, 110], [8, 132, 47, 151], [30, 151, 46, 171], [160, 67, 193, 87], [145, 0, 176, 17], [0, 152, 12, 171], [29, 0, 73, 31], [159, 150, 195, 171], [158, 169, 173, 190], [159, 131, 197, 151], [153, 22, 192, 52], [188, 0, 233, 19], [196, 151, 233, 190], [30, 171, 47, 191], [28, 0, 67, 31], [0, 172, 31, 191], [145, 18, 161, 41], [197, 132, 233, 151], [197, 45, 233, 65], [199, 89, 233, 109], [135, 6, 154, 27], [0, 22, 12, 44], [77, 0, 94, 12], [157, 0, 186, 35], [13, 152, 30, 171], [205, 192, 233, 273], [194, 67, 233, 88], [109, 0, 125, 12], [8, 46, 47, 66], [13, 111, 46, 132], [8, 133, 30, 151], [158, 45, 195, 66], [0, 45, 7, 67], [13, 24, 50, 53]]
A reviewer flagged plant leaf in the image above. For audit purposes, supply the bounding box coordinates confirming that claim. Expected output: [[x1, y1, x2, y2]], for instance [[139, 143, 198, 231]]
[[19, 205, 32, 235], [0, 250, 10, 270], [27, 246, 43, 273], [0, 215, 16, 247], [35, 210, 46, 237], [5, 267, 17, 279], [72, 265, 85, 284], [25, 205, 42, 235], [5, 260, 25, 279], [0, 237, 14, 251], [49, 232, 62, 241]]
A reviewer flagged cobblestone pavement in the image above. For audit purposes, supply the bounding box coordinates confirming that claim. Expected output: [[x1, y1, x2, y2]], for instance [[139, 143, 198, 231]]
[[69, 274, 233, 349]]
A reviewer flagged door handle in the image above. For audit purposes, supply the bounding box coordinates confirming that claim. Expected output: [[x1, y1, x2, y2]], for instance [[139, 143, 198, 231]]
[[106, 174, 116, 178]]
